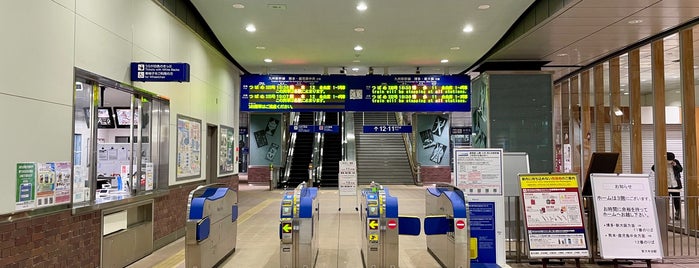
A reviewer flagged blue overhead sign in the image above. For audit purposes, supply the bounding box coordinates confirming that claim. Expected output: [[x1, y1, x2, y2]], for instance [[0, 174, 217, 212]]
[[131, 62, 190, 82], [289, 125, 340, 133], [240, 74, 470, 112], [363, 125, 412, 134]]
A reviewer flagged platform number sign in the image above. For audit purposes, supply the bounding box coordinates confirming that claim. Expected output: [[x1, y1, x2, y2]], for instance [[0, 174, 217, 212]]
[[368, 219, 379, 230]]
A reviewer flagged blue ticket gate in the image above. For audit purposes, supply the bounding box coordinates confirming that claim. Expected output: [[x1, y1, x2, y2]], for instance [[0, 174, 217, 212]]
[[185, 185, 238, 268], [424, 184, 470, 268], [360, 182, 421, 268], [279, 182, 319, 268]]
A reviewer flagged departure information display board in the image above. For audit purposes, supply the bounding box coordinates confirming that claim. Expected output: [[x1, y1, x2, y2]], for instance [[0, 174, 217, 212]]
[[241, 74, 470, 112]]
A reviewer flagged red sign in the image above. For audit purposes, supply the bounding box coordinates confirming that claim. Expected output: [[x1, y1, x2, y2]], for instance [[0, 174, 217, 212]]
[[455, 220, 466, 230], [387, 219, 397, 229]]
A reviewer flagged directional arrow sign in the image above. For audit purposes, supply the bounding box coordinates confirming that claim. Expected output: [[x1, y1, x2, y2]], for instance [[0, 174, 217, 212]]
[[368, 219, 379, 230], [282, 223, 292, 233], [369, 234, 379, 242]]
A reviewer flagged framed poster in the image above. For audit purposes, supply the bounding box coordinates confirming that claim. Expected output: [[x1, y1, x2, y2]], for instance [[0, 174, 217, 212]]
[[113, 107, 140, 128], [519, 173, 590, 258], [591, 174, 662, 260], [219, 125, 235, 175], [176, 115, 202, 180], [454, 148, 503, 195]]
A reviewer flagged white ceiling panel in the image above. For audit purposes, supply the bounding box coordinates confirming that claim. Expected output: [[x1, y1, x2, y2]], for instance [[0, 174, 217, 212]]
[[556, 7, 647, 18], [573, 0, 660, 8]]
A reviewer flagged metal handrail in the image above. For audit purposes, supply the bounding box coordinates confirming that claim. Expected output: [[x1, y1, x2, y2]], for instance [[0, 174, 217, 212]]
[[395, 112, 419, 185], [282, 112, 300, 185]]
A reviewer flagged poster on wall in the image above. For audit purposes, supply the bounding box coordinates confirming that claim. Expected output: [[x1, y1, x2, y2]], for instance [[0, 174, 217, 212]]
[[15, 162, 36, 211], [591, 174, 662, 260], [53, 162, 71, 204], [415, 114, 450, 166], [36, 163, 57, 207], [471, 76, 489, 148], [145, 162, 154, 191], [454, 148, 503, 195], [519, 173, 590, 258], [219, 125, 235, 175], [176, 115, 202, 179], [249, 114, 283, 166]]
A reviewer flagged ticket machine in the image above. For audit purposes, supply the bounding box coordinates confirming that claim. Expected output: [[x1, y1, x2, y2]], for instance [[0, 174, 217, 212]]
[[185, 185, 238, 268], [279, 182, 319, 268], [360, 182, 421, 268], [424, 184, 470, 268]]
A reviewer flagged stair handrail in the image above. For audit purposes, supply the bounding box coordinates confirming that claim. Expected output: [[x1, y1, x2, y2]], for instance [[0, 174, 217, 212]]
[[282, 112, 300, 185], [395, 112, 420, 185], [344, 112, 357, 162], [310, 112, 323, 184]]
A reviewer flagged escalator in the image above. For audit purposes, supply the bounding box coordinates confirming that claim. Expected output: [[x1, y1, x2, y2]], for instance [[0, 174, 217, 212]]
[[286, 112, 314, 187], [319, 112, 342, 187]]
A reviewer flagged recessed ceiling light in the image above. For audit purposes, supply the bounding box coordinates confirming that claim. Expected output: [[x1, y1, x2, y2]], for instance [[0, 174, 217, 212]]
[[440, 59, 449, 63], [352, 59, 361, 63], [354, 27, 365, 32], [354, 45, 363, 51], [232, 3, 245, 9], [478, 4, 490, 10], [357, 2, 367, 11], [628, 19, 643, 24], [556, 53, 568, 57], [245, 24, 256, 32], [450, 46, 460, 50], [264, 58, 272, 63], [462, 25, 474, 33], [351, 67, 359, 72], [256, 46, 266, 50]]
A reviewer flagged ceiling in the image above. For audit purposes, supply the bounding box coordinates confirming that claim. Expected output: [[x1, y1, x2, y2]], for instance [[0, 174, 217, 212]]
[[190, 0, 534, 75], [191, 0, 699, 82]]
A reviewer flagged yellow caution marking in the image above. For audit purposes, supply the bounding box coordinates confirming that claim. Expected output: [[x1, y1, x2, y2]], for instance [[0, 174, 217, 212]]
[[153, 198, 277, 267], [470, 237, 478, 259]]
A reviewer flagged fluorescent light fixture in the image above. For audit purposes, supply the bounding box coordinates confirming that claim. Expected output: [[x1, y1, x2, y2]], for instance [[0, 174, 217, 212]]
[[450, 46, 460, 50], [256, 46, 266, 50], [354, 45, 363, 51], [354, 27, 365, 32], [623, 92, 629, 95], [440, 59, 449, 63], [352, 59, 361, 63], [245, 24, 256, 32], [264, 58, 272, 63], [478, 4, 490, 10], [357, 2, 367, 11], [628, 19, 643, 24], [556, 53, 568, 57], [351, 67, 359, 72], [463, 25, 474, 33], [232, 3, 245, 9], [613, 108, 623, 116]]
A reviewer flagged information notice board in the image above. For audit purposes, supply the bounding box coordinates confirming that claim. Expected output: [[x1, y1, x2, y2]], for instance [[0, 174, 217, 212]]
[[338, 161, 357, 196], [519, 173, 590, 258], [454, 148, 503, 195], [590, 174, 662, 260]]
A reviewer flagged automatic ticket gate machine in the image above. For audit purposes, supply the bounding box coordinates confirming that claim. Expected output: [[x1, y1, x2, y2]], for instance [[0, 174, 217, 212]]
[[424, 184, 470, 268], [279, 182, 319, 268], [185, 185, 238, 268], [360, 182, 421, 268]]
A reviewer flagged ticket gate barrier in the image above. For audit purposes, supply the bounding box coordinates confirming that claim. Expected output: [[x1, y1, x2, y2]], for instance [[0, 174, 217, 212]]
[[279, 182, 319, 268], [424, 184, 470, 268], [360, 182, 421, 268], [185, 184, 238, 268]]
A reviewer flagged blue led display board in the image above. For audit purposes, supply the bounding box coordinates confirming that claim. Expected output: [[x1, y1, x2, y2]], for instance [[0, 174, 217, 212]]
[[241, 74, 470, 112], [362, 125, 412, 133], [130, 62, 190, 82]]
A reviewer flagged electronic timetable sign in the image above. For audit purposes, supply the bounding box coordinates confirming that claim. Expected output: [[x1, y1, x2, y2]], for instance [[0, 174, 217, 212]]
[[240, 74, 470, 112]]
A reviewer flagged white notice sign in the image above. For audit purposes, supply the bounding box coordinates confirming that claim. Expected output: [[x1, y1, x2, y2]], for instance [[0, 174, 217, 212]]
[[454, 148, 503, 195], [591, 174, 663, 260], [338, 161, 357, 196]]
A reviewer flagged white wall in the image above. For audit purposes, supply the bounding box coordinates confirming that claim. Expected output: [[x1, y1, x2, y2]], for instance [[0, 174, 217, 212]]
[[0, 0, 241, 215]]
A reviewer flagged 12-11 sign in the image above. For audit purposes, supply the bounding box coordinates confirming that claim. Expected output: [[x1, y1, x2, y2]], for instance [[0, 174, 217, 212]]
[[363, 125, 412, 133]]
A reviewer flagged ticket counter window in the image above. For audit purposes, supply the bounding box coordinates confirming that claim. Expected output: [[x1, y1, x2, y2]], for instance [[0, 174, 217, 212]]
[[72, 71, 169, 207]]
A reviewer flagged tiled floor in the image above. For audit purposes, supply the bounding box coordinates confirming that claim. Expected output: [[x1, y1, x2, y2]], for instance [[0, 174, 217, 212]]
[[128, 183, 699, 268]]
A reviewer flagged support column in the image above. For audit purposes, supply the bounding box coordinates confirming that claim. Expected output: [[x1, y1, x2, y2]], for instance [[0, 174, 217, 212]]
[[652, 39, 668, 196], [570, 76, 581, 174], [679, 28, 697, 228], [581, 70, 592, 180], [628, 49, 643, 173], [609, 57, 622, 173], [593, 64, 606, 152]]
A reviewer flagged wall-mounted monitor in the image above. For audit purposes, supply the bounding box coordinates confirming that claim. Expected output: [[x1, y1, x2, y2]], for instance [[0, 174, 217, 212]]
[[113, 107, 139, 128], [84, 107, 115, 128]]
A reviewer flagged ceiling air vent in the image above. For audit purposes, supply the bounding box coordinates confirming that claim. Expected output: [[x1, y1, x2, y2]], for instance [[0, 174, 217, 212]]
[[267, 4, 287, 10]]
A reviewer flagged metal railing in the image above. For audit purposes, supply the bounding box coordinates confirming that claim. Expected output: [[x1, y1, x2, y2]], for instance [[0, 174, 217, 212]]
[[395, 112, 419, 185], [503, 195, 699, 263]]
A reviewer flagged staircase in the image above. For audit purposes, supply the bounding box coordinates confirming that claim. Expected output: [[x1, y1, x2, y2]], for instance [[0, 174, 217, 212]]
[[286, 112, 314, 187], [355, 112, 414, 185], [319, 112, 342, 188]]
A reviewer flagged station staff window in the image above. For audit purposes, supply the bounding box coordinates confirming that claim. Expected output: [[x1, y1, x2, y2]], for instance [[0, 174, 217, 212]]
[[73, 70, 169, 206]]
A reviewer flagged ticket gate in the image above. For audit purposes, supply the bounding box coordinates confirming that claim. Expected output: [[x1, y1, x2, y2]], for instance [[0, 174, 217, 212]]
[[279, 182, 319, 268], [424, 184, 470, 268], [185, 185, 238, 268], [360, 182, 421, 268]]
